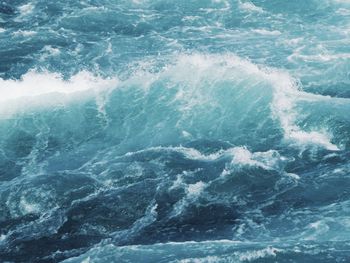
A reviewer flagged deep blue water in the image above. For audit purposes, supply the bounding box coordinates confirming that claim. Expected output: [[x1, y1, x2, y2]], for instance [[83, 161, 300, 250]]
[[1, 0, 350, 262]]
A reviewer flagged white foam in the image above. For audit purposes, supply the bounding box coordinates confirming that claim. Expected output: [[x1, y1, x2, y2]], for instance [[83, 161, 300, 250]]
[[0, 71, 118, 116], [18, 3, 34, 16], [220, 147, 289, 177], [170, 180, 207, 218], [19, 196, 41, 214], [239, 1, 264, 13], [169, 174, 185, 190], [14, 3, 35, 22], [287, 173, 300, 180], [230, 147, 258, 166], [283, 38, 303, 46], [238, 246, 280, 261], [181, 130, 192, 138], [288, 130, 339, 151], [336, 7, 350, 15], [39, 46, 61, 62], [288, 46, 350, 62], [187, 181, 206, 198], [228, 147, 283, 170], [125, 146, 224, 162], [303, 220, 331, 241], [0, 28, 5, 33], [252, 29, 282, 36], [123, 145, 287, 176], [42, 45, 61, 56], [12, 30, 37, 37], [260, 62, 339, 150]]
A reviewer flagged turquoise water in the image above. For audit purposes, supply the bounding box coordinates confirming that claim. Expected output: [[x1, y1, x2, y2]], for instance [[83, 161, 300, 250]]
[[1, 0, 350, 262]]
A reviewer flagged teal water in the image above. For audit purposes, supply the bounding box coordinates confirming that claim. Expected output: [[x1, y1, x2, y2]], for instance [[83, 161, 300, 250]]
[[1, 0, 350, 262]]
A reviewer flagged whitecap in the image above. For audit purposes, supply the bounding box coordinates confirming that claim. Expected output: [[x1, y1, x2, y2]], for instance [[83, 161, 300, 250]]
[[0, 71, 118, 116], [239, 1, 264, 13], [252, 29, 282, 36], [12, 30, 37, 37], [18, 3, 34, 16], [238, 246, 280, 261]]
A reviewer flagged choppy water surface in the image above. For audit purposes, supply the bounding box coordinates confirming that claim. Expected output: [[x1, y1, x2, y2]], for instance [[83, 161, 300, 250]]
[[1, 0, 350, 262]]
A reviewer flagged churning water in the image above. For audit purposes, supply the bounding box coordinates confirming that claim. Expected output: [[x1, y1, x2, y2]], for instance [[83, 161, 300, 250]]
[[1, 0, 350, 262]]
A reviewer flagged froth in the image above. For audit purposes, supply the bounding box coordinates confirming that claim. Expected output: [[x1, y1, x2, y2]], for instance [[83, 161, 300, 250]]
[[239, 1, 264, 13], [0, 71, 118, 116]]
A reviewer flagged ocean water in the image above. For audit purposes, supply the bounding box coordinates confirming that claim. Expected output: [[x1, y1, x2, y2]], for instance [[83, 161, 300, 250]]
[[1, 0, 350, 262]]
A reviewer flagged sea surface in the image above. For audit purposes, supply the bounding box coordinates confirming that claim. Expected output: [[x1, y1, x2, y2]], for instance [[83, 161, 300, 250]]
[[1, 0, 350, 262]]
